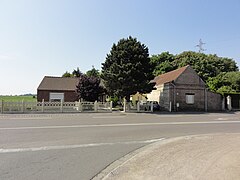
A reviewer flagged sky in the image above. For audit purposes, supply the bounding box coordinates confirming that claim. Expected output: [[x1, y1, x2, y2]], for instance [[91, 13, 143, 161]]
[[0, 0, 240, 95]]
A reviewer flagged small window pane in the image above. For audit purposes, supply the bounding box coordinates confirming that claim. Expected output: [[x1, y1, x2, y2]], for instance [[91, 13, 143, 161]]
[[186, 94, 194, 104]]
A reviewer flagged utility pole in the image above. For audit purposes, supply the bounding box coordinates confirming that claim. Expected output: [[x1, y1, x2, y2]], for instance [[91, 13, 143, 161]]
[[195, 39, 206, 53]]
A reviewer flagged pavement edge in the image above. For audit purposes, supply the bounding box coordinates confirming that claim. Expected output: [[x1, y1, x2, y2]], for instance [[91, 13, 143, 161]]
[[92, 132, 240, 180], [91, 138, 165, 180]]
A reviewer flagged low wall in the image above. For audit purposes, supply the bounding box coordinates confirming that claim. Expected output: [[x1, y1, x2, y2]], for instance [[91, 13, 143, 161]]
[[0, 101, 112, 114], [207, 91, 223, 111]]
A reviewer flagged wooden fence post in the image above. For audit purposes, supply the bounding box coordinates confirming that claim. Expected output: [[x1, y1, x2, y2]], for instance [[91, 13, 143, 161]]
[[150, 101, 153, 112], [169, 101, 172, 112], [78, 100, 82, 112], [94, 101, 98, 112], [60, 100, 63, 113], [137, 101, 140, 112], [123, 98, 126, 112], [22, 100, 25, 113], [42, 99, 45, 113], [110, 101, 113, 112], [1, 100, 3, 114], [227, 95, 232, 111]]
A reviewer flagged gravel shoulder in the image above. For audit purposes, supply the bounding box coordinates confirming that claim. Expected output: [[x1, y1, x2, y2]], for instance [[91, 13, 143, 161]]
[[102, 133, 240, 180]]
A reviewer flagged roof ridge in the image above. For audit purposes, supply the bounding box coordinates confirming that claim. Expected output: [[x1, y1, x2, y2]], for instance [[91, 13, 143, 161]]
[[44, 76, 78, 79], [153, 65, 190, 85], [38, 76, 80, 91], [159, 65, 188, 76]]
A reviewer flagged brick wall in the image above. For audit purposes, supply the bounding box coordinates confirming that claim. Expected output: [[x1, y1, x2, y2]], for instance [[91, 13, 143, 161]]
[[37, 90, 78, 102], [148, 66, 223, 111], [160, 84, 171, 111], [175, 66, 205, 86], [174, 86, 205, 111], [207, 91, 223, 111], [159, 86, 223, 111]]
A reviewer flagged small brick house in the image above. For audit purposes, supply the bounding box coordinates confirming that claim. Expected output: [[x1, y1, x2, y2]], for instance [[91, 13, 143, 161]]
[[37, 76, 79, 102], [147, 65, 223, 111]]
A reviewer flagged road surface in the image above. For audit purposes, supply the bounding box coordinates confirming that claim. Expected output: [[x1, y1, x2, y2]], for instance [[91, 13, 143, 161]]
[[0, 112, 240, 179]]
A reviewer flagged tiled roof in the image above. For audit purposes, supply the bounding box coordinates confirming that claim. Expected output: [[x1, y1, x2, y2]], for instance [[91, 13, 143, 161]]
[[152, 65, 189, 86], [37, 76, 79, 91]]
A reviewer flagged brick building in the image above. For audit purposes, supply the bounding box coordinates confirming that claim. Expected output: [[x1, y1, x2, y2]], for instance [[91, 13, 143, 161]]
[[147, 65, 223, 111], [37, 76, 79, 102]]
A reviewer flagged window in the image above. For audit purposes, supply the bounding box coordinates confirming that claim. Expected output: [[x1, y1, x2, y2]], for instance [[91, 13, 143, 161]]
[[186, 93, 194, 104], [49, 93, 64, 102]]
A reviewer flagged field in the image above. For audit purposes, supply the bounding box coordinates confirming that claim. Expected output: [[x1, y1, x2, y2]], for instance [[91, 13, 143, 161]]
[[0, 95, 37, 102]]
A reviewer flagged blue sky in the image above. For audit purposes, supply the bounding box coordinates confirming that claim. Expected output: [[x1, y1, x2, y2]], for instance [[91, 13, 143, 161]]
[[0, 0, 240, 95]]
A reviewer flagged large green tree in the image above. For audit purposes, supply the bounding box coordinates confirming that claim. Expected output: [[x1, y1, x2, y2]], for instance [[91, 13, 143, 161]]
[[76, 74, 103, 102], [151, 51, 238, 82], [62, 67, 82, 77], [62, 71, 73, 77], [72, 67, 82, 77], [173, 51, 238, 81], [207, 72, 240, 94], [150, 52, 176, 76], [86, 66, 100, 77], [101, 36, 154, 101]]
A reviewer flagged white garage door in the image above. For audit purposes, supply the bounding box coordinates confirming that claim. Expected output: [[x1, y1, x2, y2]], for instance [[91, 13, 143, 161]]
[[49, 93, 64, 102]]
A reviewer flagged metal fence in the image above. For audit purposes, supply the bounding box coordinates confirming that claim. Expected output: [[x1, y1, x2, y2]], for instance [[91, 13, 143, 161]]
[[0, 100, 113, 114]]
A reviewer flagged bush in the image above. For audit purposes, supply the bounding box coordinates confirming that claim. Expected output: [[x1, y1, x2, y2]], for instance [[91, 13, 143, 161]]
[[109, 96, 119, 107]]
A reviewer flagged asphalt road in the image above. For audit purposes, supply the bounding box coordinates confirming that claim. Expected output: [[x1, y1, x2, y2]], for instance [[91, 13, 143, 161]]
[[0, 112, 240, 180]]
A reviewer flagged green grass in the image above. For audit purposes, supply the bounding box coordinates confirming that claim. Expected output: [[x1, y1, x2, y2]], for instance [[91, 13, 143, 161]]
[[0, 95, 37, 102]]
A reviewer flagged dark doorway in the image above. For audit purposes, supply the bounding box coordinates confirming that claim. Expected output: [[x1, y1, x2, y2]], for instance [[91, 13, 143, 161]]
[[224, 93, 240, 110]]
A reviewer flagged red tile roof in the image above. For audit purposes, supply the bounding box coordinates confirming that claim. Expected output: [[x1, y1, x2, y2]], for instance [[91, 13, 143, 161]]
[[152, 65, 189, 86], [37, 76, 79, 91]]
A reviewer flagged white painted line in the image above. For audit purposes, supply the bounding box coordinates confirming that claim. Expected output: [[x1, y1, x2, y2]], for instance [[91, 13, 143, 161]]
[[92, 116, 125, 119], [217, 118, 224, 120], [0, 138, 165, 153], [0, 120, 240, 130], [9, 117, 52, 120]]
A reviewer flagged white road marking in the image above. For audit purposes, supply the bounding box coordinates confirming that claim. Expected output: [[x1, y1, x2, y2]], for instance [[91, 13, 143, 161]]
[[9, 117, 52, 120], [0, 120, 240, 130], [92, 116, 125, 119], [0, 138, 165, 153], [217, 118, 224, 120]]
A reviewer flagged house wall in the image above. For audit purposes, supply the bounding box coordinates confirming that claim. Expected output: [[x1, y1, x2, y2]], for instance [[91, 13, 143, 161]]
[[159, 84, 171, 111], [146, 84, 164, 103], [175, 66, 205, 86], [168, 66, 206, 111], [131, 92, 147, 103], [157, 66, 206, 111], [37, 90, 78, 102], [207, 91, 223, 111], [146, 66, 223, 112], [174, 85, 205, 111], [160, 85, 223, 111]]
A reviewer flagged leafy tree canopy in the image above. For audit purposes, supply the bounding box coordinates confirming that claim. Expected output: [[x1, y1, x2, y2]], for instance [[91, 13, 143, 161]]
[[86, 66, 100, 77], [174, 51, 238, 81], [150, 52, 176, 76], [151, 51, 238, 82], [62, 71, 73, 77], [62, 67, 82, 77], [72, 67, 82, 77], [207, 72, 240, 94], [101, 36, 154, 101], [76, 74, 103, 102]]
